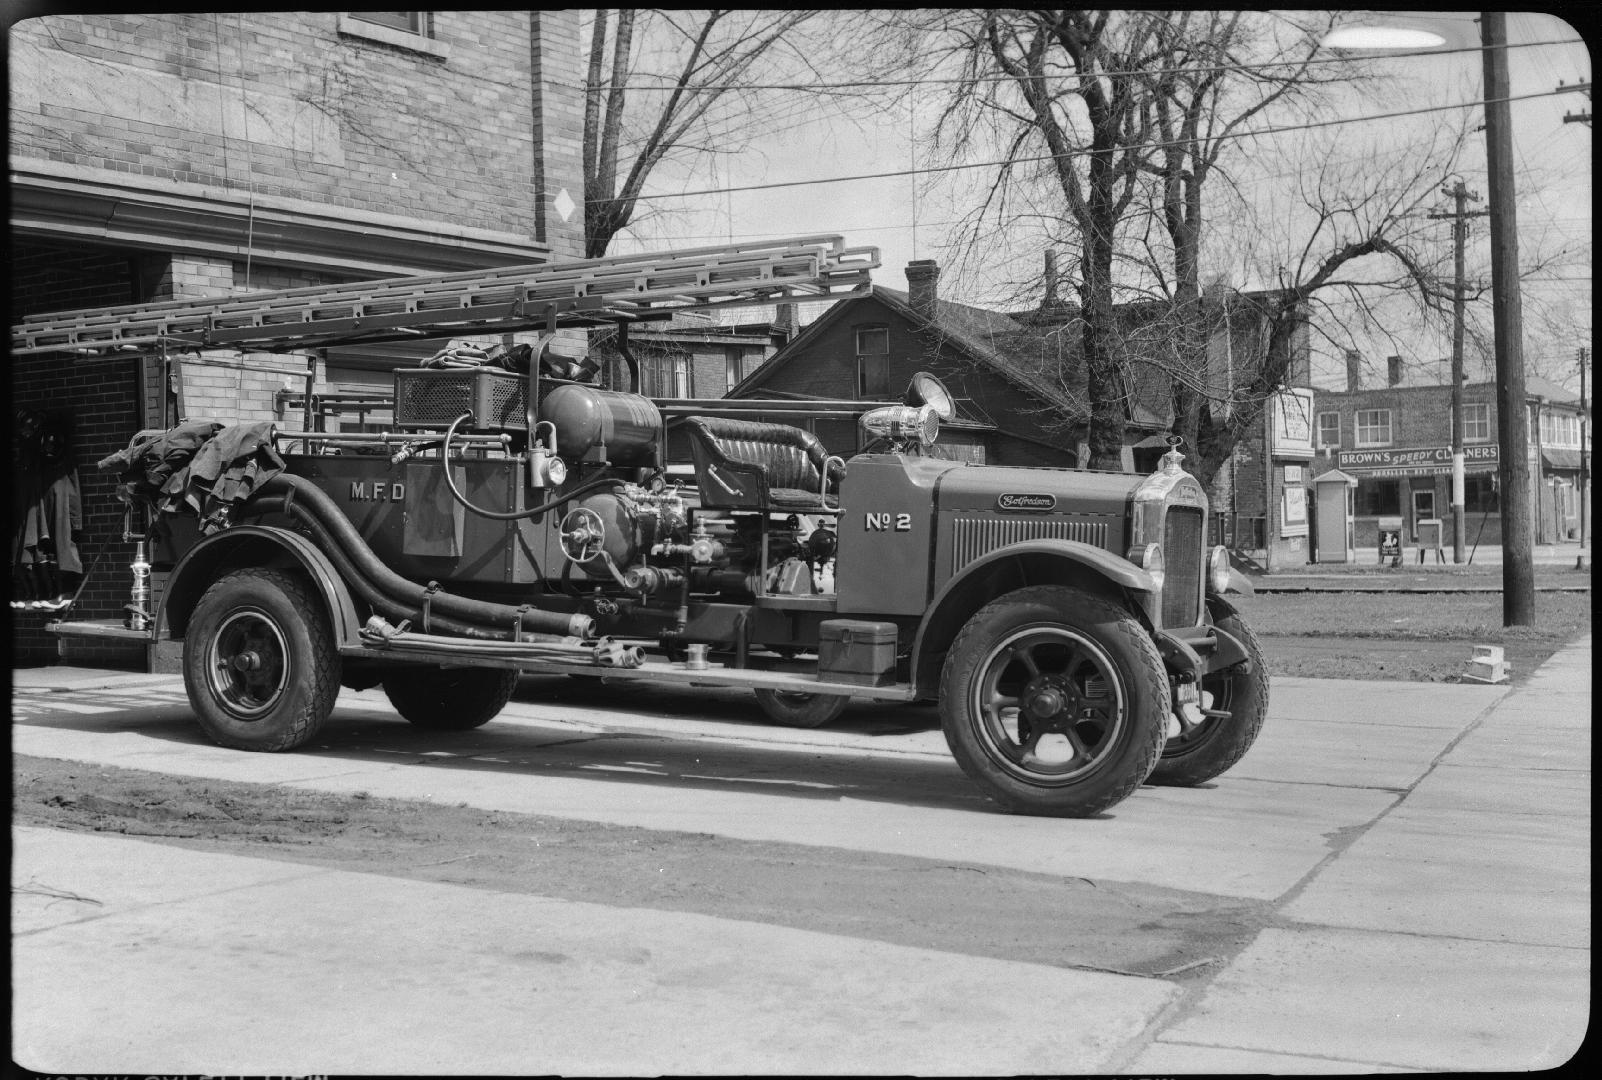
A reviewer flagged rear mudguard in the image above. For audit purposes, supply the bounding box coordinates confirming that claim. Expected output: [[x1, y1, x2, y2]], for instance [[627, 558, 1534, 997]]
[[158, 525, 364, 646]]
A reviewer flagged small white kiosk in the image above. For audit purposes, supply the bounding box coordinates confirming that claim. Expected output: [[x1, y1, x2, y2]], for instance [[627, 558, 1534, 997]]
[[1313, 468, 1359, 564]]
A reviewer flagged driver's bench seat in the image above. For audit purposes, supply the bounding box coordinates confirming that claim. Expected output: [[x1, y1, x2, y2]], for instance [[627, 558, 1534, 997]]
[[682, 416, 844, 512]]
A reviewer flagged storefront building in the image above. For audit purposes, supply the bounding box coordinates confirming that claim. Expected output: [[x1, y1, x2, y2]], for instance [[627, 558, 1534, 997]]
[[1309, 375, 1588, 554]]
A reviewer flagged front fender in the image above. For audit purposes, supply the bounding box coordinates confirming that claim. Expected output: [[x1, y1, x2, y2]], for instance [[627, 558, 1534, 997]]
[[909, 539, 1157, 698], [160, 525, 363, 646]]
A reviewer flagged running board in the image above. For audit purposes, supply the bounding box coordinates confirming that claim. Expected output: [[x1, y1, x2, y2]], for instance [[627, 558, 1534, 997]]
[[46, 619, 154, 642], [344, 640, 917, 700]]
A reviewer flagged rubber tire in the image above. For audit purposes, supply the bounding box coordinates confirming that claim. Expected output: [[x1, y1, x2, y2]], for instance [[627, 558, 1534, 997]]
[[1148, 596, 1269, 787], [939, 585, 1167, 817], [184, 567, 340, 752], [753, 688, 850, 729], [383, 666, 520, 730]]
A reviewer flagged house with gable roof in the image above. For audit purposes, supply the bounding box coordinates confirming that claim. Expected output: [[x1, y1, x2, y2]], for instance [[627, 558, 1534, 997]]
[[713, 258, 1177, 472]]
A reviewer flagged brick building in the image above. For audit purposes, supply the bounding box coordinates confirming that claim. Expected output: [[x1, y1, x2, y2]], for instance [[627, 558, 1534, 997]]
[[1308, 357, 1590, 556], [9, 11, 586, 665]]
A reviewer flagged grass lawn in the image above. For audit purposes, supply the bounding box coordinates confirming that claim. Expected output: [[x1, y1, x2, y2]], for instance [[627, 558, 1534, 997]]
[[1231, 589, 1591, 684]]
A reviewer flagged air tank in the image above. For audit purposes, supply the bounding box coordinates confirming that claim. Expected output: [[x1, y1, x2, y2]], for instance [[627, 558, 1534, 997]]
[[539, 383, 662, 466]]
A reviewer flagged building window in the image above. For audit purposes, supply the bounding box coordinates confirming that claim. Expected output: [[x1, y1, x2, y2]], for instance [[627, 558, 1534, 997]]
[[642, 354, 690, 398], [855, 324, 890, 398], [725, 346, 744, 394], [337, 12, 450, 59], [1317, 411, 1341, 449], [1359, 479, 1401, 516], [1465, 474, 1498, 513], [1462, 402, 1491, 442], [1354, 408, 1392, 447], [1540, 410, 1580, 449], [350, 12, 433, 35]]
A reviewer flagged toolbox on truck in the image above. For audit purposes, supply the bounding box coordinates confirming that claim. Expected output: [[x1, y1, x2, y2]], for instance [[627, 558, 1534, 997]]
[[818, 619, 898, 686]]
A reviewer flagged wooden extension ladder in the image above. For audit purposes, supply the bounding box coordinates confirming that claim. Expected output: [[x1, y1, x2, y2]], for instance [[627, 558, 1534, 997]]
[[11, 235, 879, 356]]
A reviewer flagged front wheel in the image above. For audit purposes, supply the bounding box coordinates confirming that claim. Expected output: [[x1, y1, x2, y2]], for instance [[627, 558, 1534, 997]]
[[753, 688, 850, 728], [1148, 597, 1269, 787], [383, 666, 520, 730], [939, 585, 1167, 817], [184, 568, 340, 751]]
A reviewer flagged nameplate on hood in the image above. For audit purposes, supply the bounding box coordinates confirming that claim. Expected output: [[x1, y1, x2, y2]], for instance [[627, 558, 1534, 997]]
[[997, 493, 1056, 512]]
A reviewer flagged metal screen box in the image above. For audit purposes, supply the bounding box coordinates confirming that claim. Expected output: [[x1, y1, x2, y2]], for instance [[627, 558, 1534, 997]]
[[818, 619, 898, 686], [394, 367, 529, 430]]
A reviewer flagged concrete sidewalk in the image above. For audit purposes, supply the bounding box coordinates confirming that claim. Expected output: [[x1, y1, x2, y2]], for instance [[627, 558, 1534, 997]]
[[1125, 633, 1592, 1073], [11, 637, 1591, 1073]]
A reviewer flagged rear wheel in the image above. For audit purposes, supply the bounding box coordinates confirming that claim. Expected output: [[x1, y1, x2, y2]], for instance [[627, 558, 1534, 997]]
[[940, 585, 1166, 817], [184, 568, 339, 751], [753, 689, 850, 728], [1148, 597, 1268, 786], [383, 666, 519, 730]]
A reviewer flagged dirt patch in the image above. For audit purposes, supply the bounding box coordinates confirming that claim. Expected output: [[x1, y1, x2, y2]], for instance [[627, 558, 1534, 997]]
[[13, 753, 1266, 984], [1256, 635, 1537, 683]]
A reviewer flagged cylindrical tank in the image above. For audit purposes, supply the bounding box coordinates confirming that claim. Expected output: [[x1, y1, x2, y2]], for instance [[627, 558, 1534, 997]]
[[540, 383, 661, 466]]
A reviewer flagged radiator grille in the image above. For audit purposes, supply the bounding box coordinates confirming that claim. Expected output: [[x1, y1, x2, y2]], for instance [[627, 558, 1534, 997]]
[[394, 368, 528, 430], [1162, 506, 1204, 628], [951, 515, 1110, 573]]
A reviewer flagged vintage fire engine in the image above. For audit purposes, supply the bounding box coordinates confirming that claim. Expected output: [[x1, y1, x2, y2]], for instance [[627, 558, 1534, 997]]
[[16, 236, 1266, 817]]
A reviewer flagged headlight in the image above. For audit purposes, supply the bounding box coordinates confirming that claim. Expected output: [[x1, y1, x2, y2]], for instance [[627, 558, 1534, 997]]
[[1129, 542, 1165, 591], [860, 403, 938, 447], [1207, 545, 1231, 595]]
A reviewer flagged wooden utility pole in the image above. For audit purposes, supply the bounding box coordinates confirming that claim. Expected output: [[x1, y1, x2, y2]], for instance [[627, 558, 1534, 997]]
[[1581, 347, 1591, 554], [1429, 180, 1487, 564], [1482, 11, 1535, 625]]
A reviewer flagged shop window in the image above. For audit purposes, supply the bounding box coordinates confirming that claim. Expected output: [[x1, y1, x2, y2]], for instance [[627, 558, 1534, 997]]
[[1465, 473, 1498, 513], [1462, 402, 1491, 442], [1354, 408, 1392, 447], [1359, 478, 1401, 516], [1316, 411, 1341, 449]]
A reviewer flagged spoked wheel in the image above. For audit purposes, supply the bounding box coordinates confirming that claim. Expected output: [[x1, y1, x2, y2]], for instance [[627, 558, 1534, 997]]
[[383, 665, 519, 730], [941, 586, 1167, 817], [184, 568, 340, 751], [753, 688, 850, 729], [1148, 596, 1269, 787]]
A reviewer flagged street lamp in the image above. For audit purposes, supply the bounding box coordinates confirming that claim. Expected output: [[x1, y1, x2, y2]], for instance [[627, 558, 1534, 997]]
[[1322, 11, 1537, 625]]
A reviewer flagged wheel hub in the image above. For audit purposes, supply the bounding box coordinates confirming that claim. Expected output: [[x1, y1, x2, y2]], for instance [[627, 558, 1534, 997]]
[[1022, 676, 1076, 732]]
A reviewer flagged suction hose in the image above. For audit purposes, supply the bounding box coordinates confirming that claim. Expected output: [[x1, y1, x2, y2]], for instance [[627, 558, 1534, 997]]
[[249, 475, 593, 640]]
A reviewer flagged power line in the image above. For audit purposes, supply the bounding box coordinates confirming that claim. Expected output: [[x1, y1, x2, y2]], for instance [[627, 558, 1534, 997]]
[[571, 36, 1584, 94], [605, 86, 1572, 206]]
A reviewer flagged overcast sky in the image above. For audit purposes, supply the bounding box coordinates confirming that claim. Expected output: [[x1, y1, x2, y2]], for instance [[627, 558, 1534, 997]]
[[609, 10, 1591, 392]]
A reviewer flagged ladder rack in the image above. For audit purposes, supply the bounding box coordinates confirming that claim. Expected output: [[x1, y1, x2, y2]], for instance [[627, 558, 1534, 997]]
[[12, 235, 878, 356]]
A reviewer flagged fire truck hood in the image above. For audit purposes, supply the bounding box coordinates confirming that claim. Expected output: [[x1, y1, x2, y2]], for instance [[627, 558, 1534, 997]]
[[936, 463, 1142, 518]]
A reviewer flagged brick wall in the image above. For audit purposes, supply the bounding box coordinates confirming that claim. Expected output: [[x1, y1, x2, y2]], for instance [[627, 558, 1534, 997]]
[[9, 12, 574, 238], [530, 11, 586, 257], [11, 354, 145, 667]]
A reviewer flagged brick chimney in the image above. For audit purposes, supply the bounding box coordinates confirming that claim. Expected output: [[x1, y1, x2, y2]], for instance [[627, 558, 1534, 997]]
[[1387, 354, 1403, 387], [773, 302, 797, 341], [906, 259, 940, 319], [1345, 349, 1362, 392], [1043, 250, 1060, 306]]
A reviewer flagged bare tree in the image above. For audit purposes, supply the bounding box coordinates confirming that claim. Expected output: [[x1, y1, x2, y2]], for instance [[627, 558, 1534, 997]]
[[582, 9, 818, 258], [1188, 126, 1468, 486], [878, 9, 1166, 468]]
